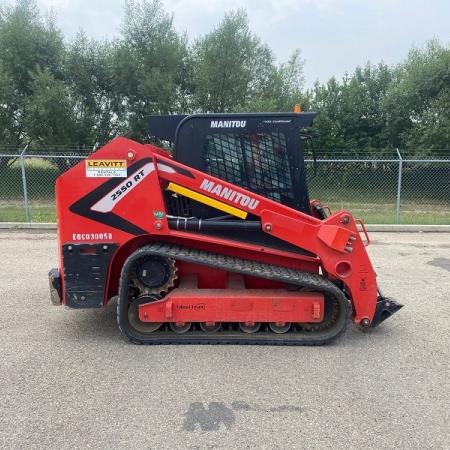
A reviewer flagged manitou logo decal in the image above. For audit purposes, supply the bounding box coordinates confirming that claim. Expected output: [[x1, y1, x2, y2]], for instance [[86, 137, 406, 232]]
[[200, 179, 260, 210], [176, 303, 206, 310], [210, 120, 246, 128]]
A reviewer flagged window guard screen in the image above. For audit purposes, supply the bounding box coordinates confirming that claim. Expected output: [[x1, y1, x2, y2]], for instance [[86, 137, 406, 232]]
[[204, 131, 295, 206]]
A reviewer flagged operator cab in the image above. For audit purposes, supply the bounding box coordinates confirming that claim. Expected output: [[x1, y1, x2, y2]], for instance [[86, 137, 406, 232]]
[[148, 112, 316, 217]]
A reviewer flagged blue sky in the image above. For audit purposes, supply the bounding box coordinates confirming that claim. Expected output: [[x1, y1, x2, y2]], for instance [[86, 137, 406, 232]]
[[36, 0, 450, 87]]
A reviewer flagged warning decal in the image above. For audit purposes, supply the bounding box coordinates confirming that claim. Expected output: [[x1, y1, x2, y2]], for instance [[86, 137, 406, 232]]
[[85, 159, 127, 178]]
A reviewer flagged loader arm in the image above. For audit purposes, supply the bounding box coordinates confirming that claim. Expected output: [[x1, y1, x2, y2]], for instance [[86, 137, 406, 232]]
[[151, 153, 378, 325]]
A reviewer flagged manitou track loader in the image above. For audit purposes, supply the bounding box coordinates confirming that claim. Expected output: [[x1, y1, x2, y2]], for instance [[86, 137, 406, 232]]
[[49, 111, 402, 344]]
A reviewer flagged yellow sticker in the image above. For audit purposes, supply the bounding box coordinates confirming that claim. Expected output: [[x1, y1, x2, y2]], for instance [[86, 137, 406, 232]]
[[85, 160, 127, 178]]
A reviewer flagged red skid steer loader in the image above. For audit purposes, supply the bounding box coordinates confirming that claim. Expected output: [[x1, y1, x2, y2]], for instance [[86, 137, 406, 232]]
[[49, 111, 402, 344]]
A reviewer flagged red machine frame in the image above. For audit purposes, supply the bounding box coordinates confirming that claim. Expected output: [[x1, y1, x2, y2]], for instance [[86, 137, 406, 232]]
[[55, 137, 380, 327]]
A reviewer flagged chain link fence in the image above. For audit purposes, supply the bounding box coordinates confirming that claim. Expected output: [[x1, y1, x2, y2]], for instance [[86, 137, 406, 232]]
[[1, 146, 449, 224], [0, 145, 90, 223]]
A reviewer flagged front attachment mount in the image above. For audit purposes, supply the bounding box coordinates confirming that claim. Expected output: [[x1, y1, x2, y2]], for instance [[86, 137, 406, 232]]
[[371, 296, 403, 328]]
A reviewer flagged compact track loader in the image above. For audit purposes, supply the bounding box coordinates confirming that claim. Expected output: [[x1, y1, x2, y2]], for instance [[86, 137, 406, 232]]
[[49, 111, 402, 344]]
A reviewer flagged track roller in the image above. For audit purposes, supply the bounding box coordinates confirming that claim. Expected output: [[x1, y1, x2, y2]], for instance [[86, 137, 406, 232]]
[[239, 322, 261, 333], [199, 322, 222, 333], [269, 322, 291, 334], [170, 322, 192, 334]]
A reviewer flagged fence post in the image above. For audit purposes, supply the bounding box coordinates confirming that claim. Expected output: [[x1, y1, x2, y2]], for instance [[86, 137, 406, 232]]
[[395, 148, 403, 224], [19, 144, 30, 223]]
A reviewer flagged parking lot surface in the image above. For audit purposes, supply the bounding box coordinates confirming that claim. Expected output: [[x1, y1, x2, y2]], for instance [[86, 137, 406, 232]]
[[0, 230, 449, 449]]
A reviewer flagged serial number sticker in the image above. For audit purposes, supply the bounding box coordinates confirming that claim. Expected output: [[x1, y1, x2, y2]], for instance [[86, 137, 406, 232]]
[[85, 160, 127, 178], [72, 232, 113, 241]]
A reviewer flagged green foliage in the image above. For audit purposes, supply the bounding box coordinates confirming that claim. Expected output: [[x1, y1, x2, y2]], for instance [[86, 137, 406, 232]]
[[383, 40, 450, 154], [65, 31, 120, 144], [190, 10, 272, 112], [25, 67, 76, 145], [189, 10, 306, 113], [310, 63, 393, 152], [113, 0, 188, 139], [0, 0, 64, 93], [308, 77, 344, 149], [0, 0, 64, 145], [0, 65, 18, 145], [0, 0, 449, 156], [273, 49, 306, 110], [403, 88, 450, 153]]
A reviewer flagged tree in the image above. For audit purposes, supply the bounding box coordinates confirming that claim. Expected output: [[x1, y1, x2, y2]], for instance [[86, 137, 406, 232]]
[[113, 0, 188, 139], [1, 0, 449, 159], [274, 49, 306, 110], [65, 32, 121, 144], [0, 66, 18, 146], [190, 9, 278, 112], [308, 77, 345, 150], [400, 88, 450, 153], [383, 40, 450, 154], [309, 63, 393, 152], [340, 63, 392, 149], [242, 48, 307, 112], [25, 68, 76, 146], [0, 0, 65, 145]]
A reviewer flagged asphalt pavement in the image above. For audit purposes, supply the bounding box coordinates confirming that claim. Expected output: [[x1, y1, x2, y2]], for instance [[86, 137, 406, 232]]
[[0, 230, 449, 449]]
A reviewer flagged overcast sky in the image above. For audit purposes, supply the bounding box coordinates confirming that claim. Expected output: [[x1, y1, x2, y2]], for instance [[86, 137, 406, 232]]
[[36, 0, 450, 87]]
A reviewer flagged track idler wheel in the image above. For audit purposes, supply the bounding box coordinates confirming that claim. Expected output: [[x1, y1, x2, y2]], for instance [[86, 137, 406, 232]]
[[170, 322, 192, 334], [269, 322, 291, 334], [127, 295, 162, 334], [200, 322, 222, 333], [239, 322, 261, 333]]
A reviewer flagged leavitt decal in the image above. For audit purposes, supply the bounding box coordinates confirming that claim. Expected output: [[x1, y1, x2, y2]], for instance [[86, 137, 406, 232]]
[[86, 159, 127, 178]]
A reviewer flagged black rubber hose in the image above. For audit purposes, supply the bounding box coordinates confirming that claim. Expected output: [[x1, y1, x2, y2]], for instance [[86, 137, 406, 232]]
[[168, 218, 261, 231]]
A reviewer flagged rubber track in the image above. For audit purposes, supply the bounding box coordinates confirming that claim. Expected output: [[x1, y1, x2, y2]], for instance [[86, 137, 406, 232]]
[[117, 242, 350, 345]]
